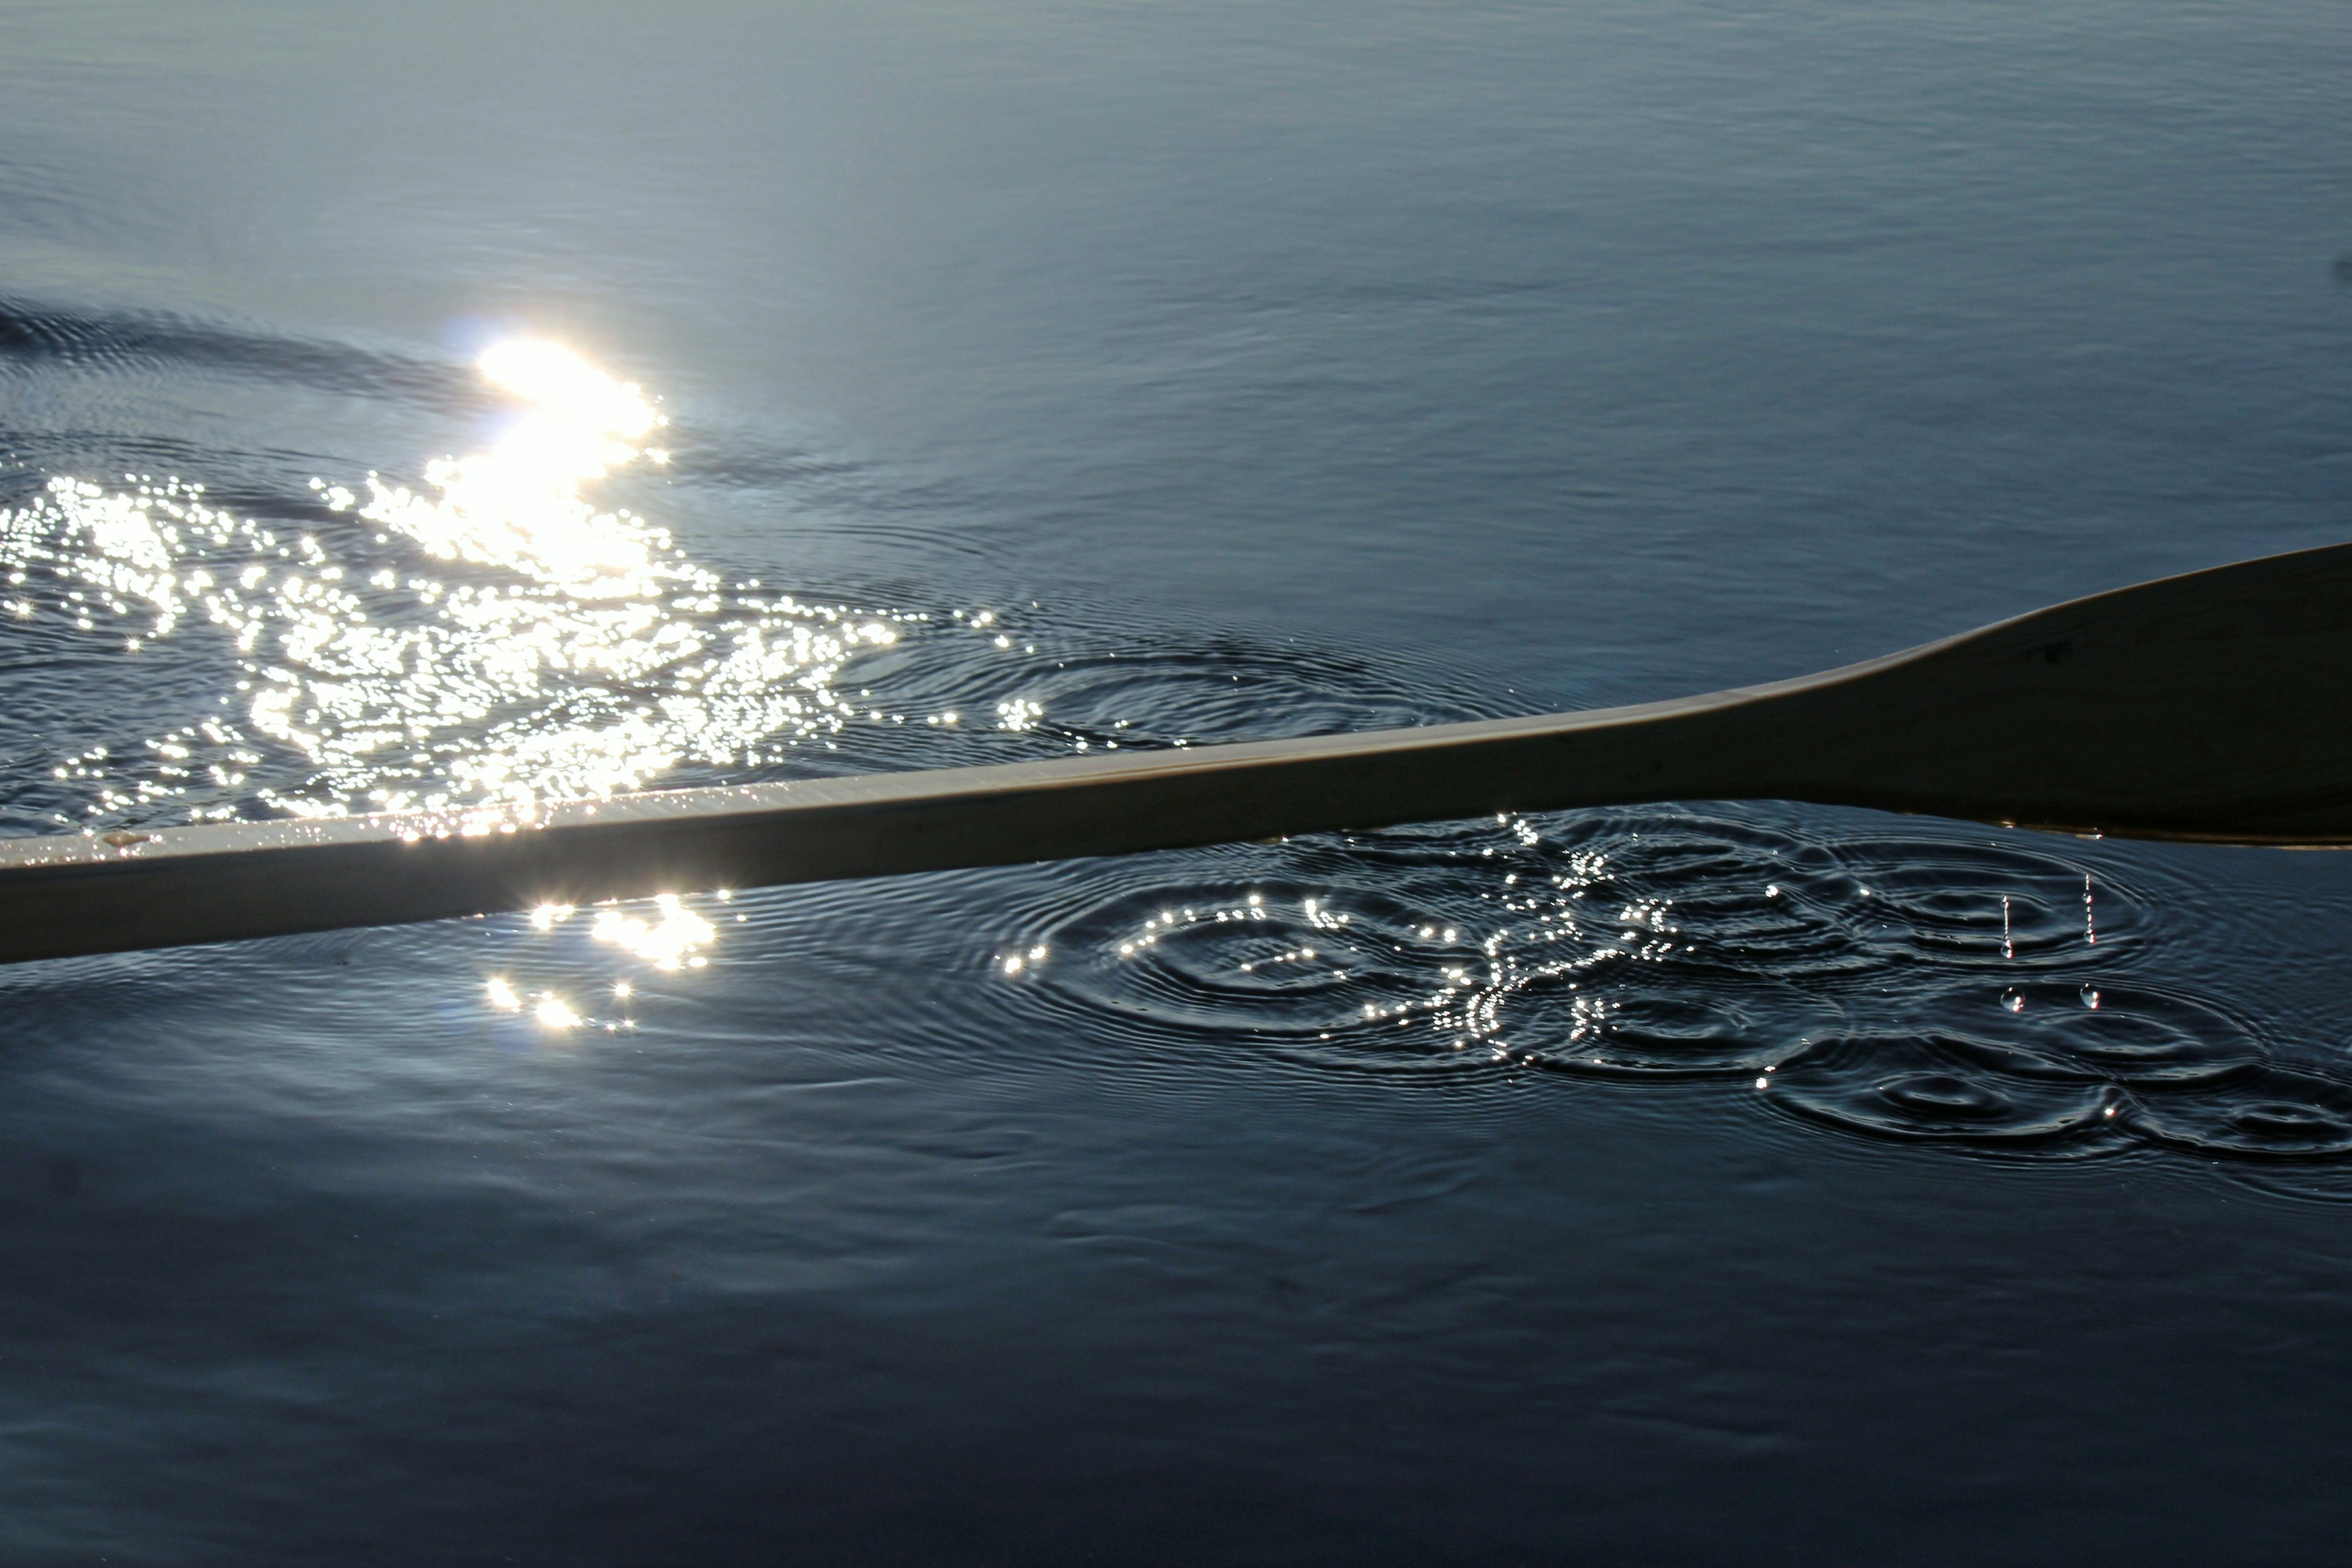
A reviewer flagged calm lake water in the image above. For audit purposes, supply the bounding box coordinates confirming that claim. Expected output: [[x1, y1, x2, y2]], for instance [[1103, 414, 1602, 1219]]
[[2, 1, 2350, 1561]]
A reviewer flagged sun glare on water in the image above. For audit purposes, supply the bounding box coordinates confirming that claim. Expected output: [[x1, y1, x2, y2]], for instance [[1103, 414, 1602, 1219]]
[[0, 336, 1077, 1033], [0, 336, 915, 827], [369, 339, 671, 598]]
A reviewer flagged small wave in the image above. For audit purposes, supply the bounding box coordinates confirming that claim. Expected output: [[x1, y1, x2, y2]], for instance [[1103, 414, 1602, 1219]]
[[1020, 806, 2350, 1167], [2133, 1069, 2352, 1159], [1771, 1036, 2122, 1148], [0, 297, 492, 413]]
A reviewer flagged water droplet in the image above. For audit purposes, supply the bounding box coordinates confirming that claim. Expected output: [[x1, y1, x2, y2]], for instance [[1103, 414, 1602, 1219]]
[[2002, 988, 2026, 1014]]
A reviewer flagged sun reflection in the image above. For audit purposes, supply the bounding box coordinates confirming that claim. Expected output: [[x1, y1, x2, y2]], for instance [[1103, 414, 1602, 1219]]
[[590, 893, 715, 970], [479, 340, 659, 439], [369, 341, 666, 598], [0, 340, 927, 826], [473, 889, 717, 1038]]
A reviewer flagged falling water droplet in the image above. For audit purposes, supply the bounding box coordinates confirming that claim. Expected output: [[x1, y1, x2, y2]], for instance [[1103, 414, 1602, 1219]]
[[2001, 895, 2014, 960], [2002, 987, 2026, 1014], [2080, 984, 2101, 1009], [2084, 872, 2096, 946]]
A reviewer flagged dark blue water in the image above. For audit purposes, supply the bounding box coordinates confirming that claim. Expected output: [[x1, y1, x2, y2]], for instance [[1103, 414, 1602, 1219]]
[[3, 2, 2351, 1561]]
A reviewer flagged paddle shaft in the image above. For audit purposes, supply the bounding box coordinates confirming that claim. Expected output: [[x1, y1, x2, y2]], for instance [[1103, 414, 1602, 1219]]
[[3, 540, 2349, 965]]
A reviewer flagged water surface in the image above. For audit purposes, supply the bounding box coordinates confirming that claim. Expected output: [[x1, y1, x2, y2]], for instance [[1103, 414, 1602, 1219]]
[[2, 2, 2351, 1562]]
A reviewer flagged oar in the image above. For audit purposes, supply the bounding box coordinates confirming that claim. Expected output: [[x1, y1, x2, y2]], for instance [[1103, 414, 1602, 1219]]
[[4, 540, 2349, 967]]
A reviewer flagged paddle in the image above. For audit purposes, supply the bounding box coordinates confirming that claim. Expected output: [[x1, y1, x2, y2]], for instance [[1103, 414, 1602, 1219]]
[[3, 540, 2348, 967]]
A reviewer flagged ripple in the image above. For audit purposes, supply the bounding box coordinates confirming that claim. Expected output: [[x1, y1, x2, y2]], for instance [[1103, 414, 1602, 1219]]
[[1973, 982, 2266, 1085], [1817, 835, 2143, 966], [1027, 805, 2352, 1167], [0, 296, 489, 413], [2134, 1070, 2352, 1159], [1044, 875, 1491, 1068], [1755, 993, 2266, 1152], [1768, 1033, 2119, 1148], [805, 610, 1492, 784]]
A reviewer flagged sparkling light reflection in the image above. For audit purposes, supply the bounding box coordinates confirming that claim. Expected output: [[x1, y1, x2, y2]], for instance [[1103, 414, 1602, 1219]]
[[478, 887, 715, 1035], [591, 894, 715, 970], [1083, 812, 2135, 1095], [0, 341, 917, 826], [1085, 818, 1678, 1061]]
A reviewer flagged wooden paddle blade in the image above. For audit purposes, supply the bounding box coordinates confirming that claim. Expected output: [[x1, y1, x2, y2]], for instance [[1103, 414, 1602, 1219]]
[[1734, 538, 2352, 844], [0, 540, 2345, 965]]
